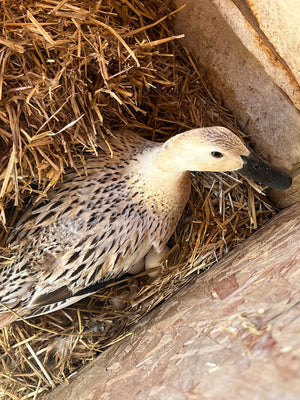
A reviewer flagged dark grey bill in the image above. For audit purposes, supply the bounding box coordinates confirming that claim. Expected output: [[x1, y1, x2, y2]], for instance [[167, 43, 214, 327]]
[[238, 150, 292, 190]]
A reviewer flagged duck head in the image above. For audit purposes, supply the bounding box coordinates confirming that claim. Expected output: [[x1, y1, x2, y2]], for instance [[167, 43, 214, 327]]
[[155, 127, 292, 190]]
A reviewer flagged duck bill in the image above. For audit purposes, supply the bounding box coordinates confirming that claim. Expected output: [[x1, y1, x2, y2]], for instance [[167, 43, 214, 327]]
[[238, 150, 292, 190]]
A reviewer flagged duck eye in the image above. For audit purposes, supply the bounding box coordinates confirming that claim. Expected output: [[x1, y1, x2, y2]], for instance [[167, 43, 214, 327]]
[[211, 151, 223, 158]]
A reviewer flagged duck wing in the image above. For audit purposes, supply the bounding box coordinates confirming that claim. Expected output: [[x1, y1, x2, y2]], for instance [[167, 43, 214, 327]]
[[0, 162, 162, 322]]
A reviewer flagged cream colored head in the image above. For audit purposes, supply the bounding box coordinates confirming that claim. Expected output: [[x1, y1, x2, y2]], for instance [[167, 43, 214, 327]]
[[154, 126, 250, 173]]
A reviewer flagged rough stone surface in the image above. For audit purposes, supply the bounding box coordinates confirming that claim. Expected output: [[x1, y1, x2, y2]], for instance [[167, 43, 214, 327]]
[[45, 202, 300, 400], [247, 0, 300, 86], [173, 0, 300, 206], [212, 0, 300, 109]]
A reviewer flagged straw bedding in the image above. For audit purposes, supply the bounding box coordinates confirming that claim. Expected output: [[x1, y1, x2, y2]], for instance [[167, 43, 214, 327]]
[[0, 1, 275, 398]]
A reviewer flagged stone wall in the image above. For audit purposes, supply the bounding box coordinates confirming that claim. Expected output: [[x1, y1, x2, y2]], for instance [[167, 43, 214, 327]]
[[174, 0, 300, 207]]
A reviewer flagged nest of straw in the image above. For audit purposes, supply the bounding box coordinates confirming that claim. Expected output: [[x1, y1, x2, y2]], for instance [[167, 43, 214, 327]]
[[0, 1, 276, 398]]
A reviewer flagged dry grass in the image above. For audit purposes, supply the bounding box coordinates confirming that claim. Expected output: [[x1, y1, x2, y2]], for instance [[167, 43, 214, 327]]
[[0, 1, 276, 399]]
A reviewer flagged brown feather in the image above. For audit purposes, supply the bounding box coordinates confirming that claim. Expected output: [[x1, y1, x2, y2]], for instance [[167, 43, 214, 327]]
[[0, 311, 19, 328]]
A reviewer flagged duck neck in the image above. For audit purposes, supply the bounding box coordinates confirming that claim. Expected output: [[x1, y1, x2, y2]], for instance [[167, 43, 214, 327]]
[[140, 145, 190, 186], [127, 145, 191, 214], [152, 134, 197, 173]]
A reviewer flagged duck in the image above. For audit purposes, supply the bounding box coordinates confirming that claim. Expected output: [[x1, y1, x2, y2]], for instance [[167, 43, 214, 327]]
[[0, 126, 292, 327]]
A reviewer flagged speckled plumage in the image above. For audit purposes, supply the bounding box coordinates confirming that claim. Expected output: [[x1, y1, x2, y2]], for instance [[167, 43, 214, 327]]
[[0, 126, 291, 327], [0, 131, 190, 325]]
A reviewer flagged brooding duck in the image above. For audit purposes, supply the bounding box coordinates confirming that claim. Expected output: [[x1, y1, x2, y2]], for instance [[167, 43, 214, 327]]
[[0, 127, 292, 327]]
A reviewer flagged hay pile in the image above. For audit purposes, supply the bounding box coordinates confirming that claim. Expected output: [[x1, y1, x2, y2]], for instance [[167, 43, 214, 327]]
[[0, 1, 275, 399]]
